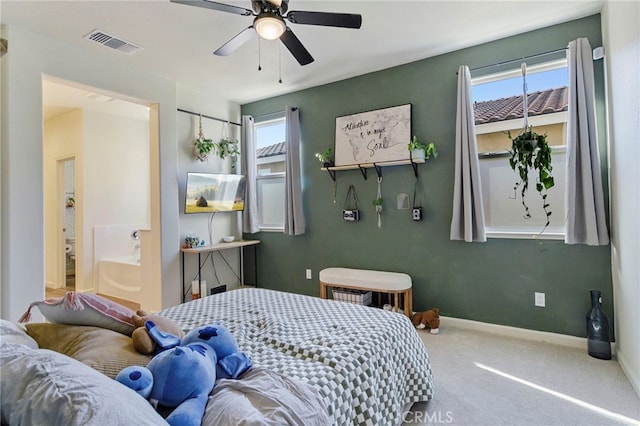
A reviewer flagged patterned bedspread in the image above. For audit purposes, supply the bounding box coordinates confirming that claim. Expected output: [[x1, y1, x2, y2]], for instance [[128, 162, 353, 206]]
[[159, 288, 433, 425]]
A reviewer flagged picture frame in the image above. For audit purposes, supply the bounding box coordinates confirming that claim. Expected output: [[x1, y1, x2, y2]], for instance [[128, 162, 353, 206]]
[[334, 104, 412, 167]]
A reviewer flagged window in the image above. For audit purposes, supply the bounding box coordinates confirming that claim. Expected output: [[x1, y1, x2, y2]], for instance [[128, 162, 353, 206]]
[[254, 115, 286, 230], [472, 59, 568, 239]]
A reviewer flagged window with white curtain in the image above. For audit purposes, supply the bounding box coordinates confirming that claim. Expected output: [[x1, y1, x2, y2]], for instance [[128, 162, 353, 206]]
[[472, 59, 568, 239], [255, 115, 286, 231]]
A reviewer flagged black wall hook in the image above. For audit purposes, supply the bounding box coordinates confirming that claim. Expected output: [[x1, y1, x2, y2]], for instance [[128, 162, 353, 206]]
[[358, 165, 368, 180]]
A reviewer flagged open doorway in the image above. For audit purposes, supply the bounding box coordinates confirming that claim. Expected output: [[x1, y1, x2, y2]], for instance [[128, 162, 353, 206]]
[[43, 78, 154, 312], [61, 156, 76, 292], [45, 155, 77, 298]]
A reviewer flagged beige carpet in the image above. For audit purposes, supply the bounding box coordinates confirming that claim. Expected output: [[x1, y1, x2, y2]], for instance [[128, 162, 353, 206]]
[[406, 324, 640, 425]]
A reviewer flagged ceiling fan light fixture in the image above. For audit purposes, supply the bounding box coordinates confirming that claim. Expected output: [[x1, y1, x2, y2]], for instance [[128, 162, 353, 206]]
[[255, 14, 286, 40]]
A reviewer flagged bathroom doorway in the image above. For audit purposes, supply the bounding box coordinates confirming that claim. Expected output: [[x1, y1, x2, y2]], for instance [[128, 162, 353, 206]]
[[60, 157, 76, 293], [42, 78, 152, 311]]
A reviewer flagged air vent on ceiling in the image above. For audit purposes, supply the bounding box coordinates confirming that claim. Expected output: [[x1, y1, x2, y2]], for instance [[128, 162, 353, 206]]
[[83, 29, 143, 55]]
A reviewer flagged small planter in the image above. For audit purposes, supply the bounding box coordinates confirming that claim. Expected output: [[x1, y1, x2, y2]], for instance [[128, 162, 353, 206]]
[[315, 148, 334, 166], [193, 143, 210, 162], [410, 149, 426, 161], [407, 136, 438, 161]]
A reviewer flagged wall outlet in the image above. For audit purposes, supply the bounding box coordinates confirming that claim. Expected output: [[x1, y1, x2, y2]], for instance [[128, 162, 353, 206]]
[[305, 269, 312, 280], [535, 292, 546, 307]]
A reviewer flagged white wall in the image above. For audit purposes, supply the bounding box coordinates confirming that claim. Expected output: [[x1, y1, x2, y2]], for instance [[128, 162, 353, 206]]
[[82, 109, 149, 292], [602, 0, 640, 397], [176, 87, 243, 298], [0, 25, 180, 319]]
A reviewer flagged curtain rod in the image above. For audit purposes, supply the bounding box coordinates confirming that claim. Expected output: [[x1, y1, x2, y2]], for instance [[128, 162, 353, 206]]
[[252, 110, 286, 119], [460, 47, 568, 74], [177, 108, 241, 127]]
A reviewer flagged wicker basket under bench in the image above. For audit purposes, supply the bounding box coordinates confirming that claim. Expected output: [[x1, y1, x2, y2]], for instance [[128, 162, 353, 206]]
[[319, 267, 412, 318]]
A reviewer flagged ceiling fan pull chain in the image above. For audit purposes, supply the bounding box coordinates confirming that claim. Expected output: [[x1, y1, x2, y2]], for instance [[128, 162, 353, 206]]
[[521, 62, 529, 131], [278, 42, 283, 84], [257, 37, 262, 71]]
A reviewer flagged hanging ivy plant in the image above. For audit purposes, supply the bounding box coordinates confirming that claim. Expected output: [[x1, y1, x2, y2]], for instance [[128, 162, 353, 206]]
[[508, 126, 554, 228], [217, 137, 240, 170]]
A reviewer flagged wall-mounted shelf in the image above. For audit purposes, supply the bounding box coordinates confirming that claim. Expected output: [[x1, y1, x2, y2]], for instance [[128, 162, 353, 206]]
[[321, 158, 425, 181]]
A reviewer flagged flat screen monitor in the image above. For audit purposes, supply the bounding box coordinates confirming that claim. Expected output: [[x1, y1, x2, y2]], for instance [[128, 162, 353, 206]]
[[184, 173, 246, 214]]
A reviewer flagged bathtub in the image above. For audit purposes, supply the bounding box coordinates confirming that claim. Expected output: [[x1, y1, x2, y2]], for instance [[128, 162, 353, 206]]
[[98, 255, 142, 303]]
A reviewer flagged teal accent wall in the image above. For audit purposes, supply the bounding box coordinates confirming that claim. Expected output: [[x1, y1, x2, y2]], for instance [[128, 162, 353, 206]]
[[241, 15, 612, 338]]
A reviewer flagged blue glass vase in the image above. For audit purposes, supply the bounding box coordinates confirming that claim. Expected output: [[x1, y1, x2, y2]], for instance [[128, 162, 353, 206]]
[[586, 290, 611, 360]]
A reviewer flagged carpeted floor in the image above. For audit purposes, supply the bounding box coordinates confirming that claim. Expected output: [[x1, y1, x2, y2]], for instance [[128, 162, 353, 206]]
[[406, 323, 640, 425]]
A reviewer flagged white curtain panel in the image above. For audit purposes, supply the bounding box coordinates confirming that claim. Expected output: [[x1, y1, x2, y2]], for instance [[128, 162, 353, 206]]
[[241, 115, 259, 234], [284, 106, 306, 236], [565, 38, 609, 245], [450, 65, 486, 242]]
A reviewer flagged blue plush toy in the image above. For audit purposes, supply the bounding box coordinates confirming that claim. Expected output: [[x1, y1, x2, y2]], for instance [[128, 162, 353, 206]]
[[116, 323, 251, 426], [117, 343, 216, 426], [182, 324, 252, 380]]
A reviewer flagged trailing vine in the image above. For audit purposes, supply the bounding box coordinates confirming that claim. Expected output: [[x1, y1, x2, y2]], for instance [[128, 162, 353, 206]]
[[217, 137, 240, 170], [508, 126, 554, 229]]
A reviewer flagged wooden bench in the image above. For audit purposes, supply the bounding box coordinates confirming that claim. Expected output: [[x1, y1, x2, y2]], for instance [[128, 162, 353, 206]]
[[319, 267, 412, 318]]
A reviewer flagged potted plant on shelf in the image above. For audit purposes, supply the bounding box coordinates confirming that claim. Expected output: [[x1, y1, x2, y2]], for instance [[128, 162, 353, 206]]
[[315, 147, 334, 168], [508, 126, 554, 226], [408, 136, 438, 161]]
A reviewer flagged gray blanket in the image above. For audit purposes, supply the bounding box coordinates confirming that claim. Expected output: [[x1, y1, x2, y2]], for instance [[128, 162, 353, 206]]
[[202, 368, 330, 426]]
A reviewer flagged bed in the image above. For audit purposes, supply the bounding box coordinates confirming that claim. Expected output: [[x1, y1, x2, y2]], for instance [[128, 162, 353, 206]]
[[160, 288, 434, 425], [1, 288, 433, 426]]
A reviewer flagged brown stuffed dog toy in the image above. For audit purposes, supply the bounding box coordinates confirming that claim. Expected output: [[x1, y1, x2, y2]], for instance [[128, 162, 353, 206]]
[[131, 310, 185, 355], [412, 308, 440, 334]]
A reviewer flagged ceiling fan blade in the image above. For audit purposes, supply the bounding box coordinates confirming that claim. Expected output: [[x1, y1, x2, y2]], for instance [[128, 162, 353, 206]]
[[170, 0, 253, 16], [285, 11, 362, 29], [280, 27, 313, 66], [214, 26, 256, 56]]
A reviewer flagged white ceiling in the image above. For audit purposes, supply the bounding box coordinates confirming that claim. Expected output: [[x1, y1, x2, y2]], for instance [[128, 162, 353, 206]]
[[2, 0, 604, 112]]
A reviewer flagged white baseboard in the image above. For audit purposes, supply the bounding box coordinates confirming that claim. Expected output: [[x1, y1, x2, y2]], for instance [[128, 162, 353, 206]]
[[616, 350, 640, 399], [441, 315, 598, 351]]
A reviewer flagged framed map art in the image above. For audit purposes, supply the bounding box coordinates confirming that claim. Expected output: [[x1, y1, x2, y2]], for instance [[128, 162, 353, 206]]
[[334, 104, 412, 167]]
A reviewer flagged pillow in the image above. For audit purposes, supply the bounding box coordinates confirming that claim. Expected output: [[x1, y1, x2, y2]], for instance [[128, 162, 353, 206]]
[[25, 323, 152, 379], [0, 319, 38, 349], [0, 343, 168, 425], [19, 292, 135, 336]]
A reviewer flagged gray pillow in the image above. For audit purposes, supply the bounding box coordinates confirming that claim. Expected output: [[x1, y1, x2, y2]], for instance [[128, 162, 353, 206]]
[[25, 323, 152, 379], [0, 319, 38, 349], [0, 342, 168, 426]]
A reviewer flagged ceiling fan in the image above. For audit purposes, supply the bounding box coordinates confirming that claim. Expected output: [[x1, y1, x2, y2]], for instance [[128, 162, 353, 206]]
[[170, 0, 362, 66]]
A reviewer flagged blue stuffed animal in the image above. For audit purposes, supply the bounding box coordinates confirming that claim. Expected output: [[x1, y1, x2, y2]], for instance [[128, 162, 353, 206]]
[[181, 324, 252, 380], [117, 343, 216, 426], [116, 323, 251, 426]]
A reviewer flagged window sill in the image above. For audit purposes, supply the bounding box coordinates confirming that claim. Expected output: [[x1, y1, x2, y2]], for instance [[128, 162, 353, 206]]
[[486, 227, 565, 240], [258, 226, 284, 233]]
